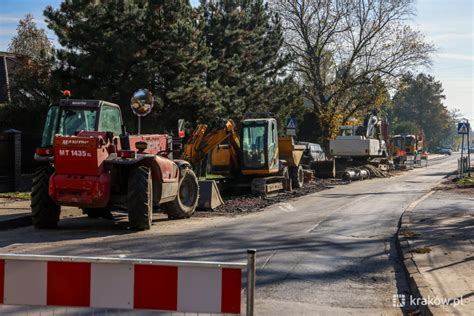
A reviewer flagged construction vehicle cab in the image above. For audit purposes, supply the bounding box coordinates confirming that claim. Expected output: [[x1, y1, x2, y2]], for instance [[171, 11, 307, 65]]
[[33, 90, 199, 230], [37, 100, 123, 156], [240, 118, 279, 174]]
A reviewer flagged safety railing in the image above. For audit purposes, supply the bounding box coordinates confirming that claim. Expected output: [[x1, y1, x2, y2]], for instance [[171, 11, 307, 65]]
[[0, 249, 257, 315]]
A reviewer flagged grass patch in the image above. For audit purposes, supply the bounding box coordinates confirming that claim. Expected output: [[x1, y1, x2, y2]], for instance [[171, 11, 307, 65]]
[[198, 174, 226, 180], [456, 176, 474, 188], [0, 192, 31, 200], [400, 229, 420, 238], [409, 246, 432, 254]]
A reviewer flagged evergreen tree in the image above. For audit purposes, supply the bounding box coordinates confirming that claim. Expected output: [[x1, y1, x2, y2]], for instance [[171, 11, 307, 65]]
[[44, 0, 213, 133], [200, 0, 302, 128]]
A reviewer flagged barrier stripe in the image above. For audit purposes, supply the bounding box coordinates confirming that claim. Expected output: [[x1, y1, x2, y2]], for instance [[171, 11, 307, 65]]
[[133, 265, 178, 311], [90, 263, 133, 309], [0, 257, 245, 314], [47, 262, 91, 307], [222, 268, 242, 313], [178, 266, 221, 312], [5, 260, 47, 306]]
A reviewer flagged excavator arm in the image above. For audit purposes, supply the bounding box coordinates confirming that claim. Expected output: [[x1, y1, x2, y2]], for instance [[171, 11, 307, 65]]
[[183, 119, 240, 168]]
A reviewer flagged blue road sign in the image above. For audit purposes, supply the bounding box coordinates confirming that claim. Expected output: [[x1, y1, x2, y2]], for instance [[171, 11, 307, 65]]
[[287, 117, 297, 129], [457, 122, 470, 134]]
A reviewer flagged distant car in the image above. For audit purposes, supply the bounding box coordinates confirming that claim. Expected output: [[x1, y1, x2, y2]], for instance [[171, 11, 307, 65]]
[[299, 142, 326, 167], [440, 148, 452, 155]]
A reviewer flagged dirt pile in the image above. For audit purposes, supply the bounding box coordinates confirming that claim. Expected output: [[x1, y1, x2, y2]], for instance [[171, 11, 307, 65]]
[[195, 179, 345, 217]]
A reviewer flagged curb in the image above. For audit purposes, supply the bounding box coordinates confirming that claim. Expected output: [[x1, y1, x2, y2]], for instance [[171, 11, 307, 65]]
[[395, 190, 436, 316], [0, 213, 32, 230]]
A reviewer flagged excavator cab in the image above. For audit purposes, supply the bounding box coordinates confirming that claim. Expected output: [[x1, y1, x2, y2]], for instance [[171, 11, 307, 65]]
[[240, 118, 279, 175]]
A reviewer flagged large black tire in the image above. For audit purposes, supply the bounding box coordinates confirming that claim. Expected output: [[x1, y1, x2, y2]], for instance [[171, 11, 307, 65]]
[[128, 166, 153, 230], [82, 208, 113, 219], [165, 168, 199, 219], [31, 165, 60, 228], [290, 165, 304, 189]]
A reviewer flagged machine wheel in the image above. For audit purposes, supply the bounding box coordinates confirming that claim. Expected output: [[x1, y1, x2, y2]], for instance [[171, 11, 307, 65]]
[[165, 168, 199, 219], [31, 165, 60, 229], [290, 165, 304, 189], [128, 166, 153, 230], [82, 208, 113, 219], [281, 167, 292, 191]]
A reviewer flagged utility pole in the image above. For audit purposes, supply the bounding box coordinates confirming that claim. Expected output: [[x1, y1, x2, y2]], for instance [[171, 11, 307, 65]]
[[468, 119, 471, 177], [457, 119, 471, 177]]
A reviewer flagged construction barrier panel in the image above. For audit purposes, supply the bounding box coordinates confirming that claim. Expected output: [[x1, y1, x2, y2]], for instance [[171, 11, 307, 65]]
[[0, 252, 255, 314]]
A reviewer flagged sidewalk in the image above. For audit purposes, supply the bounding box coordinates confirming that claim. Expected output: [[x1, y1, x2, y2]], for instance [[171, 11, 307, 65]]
[[398, 189, 473, 315], [0, 198, 32, 229], [0, 198, 80, 229]]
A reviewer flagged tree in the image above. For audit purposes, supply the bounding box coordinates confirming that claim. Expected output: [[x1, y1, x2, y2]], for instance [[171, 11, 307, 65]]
[[44, 0, 213, 133], [0, 14, 56, 133], [200, 0, 303, 128], [272, 0, 434, 143], [389, 73, 451, 149], [8, 14, 52, 63], [391, 120, 418, 135]]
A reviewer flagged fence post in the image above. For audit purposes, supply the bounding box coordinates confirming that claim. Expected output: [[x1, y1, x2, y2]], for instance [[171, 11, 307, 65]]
[[246, 249, 256, 316], [3, 129, 21, 191]]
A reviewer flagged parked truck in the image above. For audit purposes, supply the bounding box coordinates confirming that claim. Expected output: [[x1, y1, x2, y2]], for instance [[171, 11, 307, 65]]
[[32, 90, 199, 230], [329, 110, 388, 159], [390, 133, 427, 169]]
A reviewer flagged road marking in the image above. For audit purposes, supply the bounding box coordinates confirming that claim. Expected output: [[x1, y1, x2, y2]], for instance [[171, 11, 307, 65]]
[[261, 250, 277, 270], [277, 203, 296, 212], [306, 195, 372, 233], [405, 190, 435, 213]]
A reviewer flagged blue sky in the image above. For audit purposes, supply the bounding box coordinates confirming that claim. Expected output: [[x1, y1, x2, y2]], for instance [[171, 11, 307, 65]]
[[0, 0, 472, 120]]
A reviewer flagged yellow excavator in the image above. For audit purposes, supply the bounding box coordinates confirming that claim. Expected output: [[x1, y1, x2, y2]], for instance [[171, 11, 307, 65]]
[[182, 117, 306, 200]]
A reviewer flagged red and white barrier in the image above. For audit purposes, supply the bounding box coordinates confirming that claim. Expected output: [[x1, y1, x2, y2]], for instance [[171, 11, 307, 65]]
[[0, 254, 248, 314]]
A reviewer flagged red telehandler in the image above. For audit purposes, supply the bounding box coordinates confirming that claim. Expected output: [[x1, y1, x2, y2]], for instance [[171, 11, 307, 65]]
[[32, 90, 199, 230]]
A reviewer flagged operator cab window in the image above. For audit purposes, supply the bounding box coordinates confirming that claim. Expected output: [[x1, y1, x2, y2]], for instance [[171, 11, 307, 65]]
[[242, 124, 266, 168], [99, 105, 122, 136], [58, 107, 97, 136]]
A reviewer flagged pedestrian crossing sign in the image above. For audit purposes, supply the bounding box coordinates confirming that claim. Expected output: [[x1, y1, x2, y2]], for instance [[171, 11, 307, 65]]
[[287, 117, 297, 129], [457, 122, 470, 134]]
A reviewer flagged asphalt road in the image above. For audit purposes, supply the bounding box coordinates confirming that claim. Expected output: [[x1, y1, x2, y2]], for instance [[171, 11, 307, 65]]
[[0, 155, 457, 315]]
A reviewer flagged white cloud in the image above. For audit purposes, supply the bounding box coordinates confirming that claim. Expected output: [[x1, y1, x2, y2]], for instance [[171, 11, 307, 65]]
[[0, 16, 22, 23], [0, 28, 16, 36], [436, 53, 474, 62], [428, 32, 474, 41]]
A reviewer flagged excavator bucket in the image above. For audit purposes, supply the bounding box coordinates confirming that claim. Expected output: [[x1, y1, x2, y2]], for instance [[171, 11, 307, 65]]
[[197, 180, 224, 210]]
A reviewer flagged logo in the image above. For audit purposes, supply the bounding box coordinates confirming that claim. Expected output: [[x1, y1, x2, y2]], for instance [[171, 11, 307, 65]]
[[392, 294, 465, 308], [61, 139, 90, 145], [393, 294, 406, 307]]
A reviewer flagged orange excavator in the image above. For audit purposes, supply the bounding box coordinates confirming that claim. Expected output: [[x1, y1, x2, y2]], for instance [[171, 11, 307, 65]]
[[181, 117, 306, 200]]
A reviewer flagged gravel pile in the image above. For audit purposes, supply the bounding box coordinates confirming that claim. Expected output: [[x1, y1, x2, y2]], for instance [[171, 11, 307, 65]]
[[195, 179, 346, 217]]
